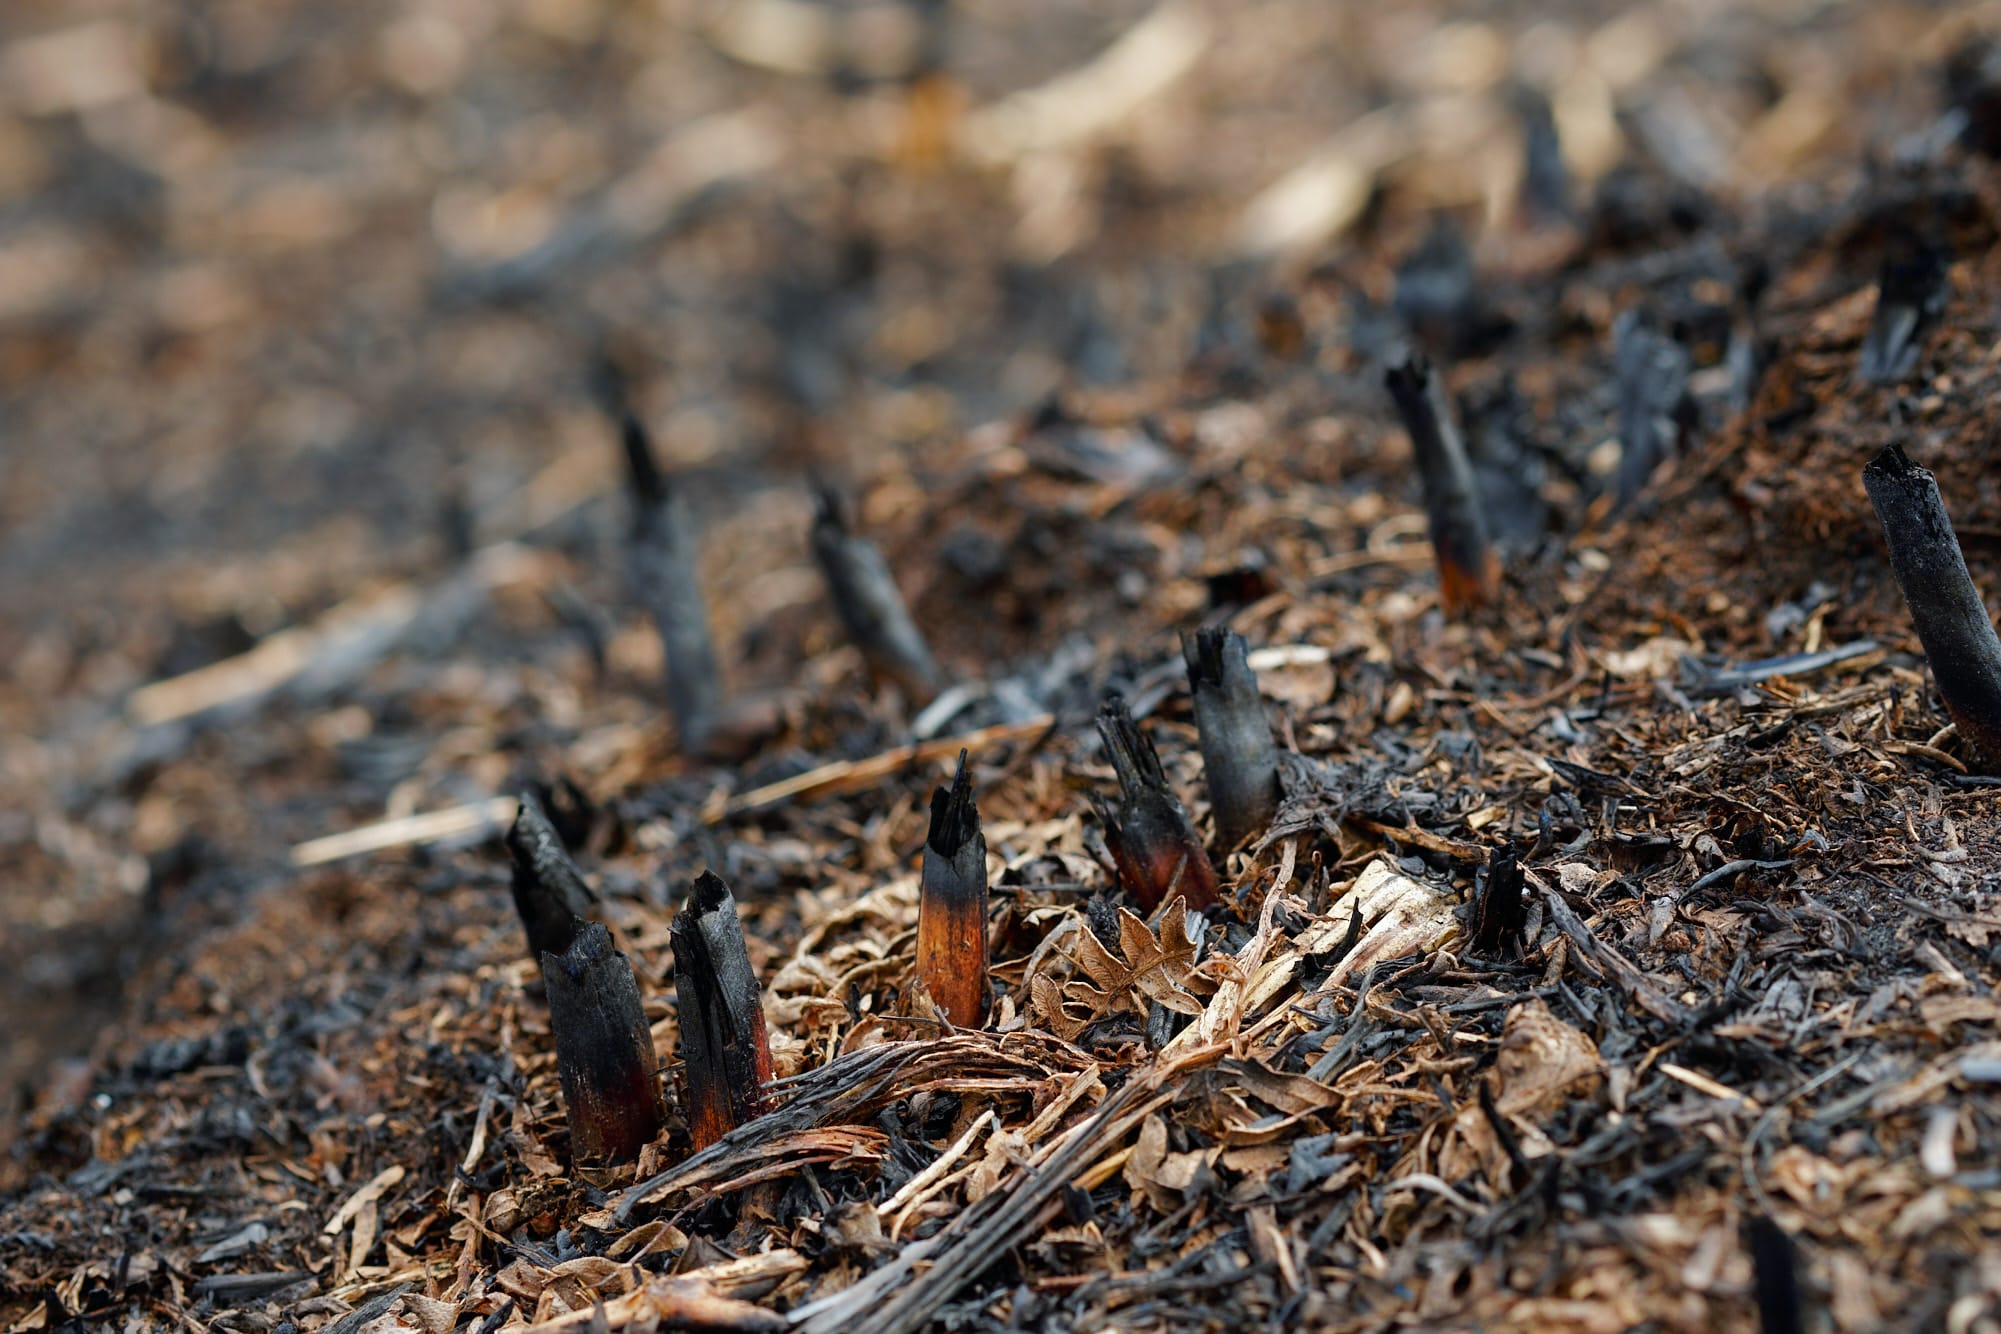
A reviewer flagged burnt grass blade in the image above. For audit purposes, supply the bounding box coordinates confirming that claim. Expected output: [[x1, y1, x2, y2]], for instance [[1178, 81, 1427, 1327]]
[[506, 791, 595, 961], [810, 483, 944, 704], [1383, 347, 1500, 614], [541, 921, 668, 1164], [671, 871, 774, 1150], [622, 412, 724, 753], [916, 749, 988, 1028], [1094, 695, 1219, 912], [1863, 442, 2001, 771], [1181, 628, 1280, 851]]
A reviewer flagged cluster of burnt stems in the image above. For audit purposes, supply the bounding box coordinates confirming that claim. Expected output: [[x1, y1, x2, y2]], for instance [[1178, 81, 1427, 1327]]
[[531, 242, 2001, 1162]]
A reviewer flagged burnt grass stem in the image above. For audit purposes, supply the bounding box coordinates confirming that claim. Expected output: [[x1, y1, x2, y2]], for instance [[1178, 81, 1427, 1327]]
[[1863, 442, 2001, 771], [1095, 696, 1220, 912], [916, 749, 988, 1028], [622, 414, 723, 753], [542, 922, 669, 1164], [1181, 628, 1280, 851], [810, 483, 944, 705], [506, 792, 595, 961], [671, 871, 774, 1150], [1383, 348, 1499, 614]]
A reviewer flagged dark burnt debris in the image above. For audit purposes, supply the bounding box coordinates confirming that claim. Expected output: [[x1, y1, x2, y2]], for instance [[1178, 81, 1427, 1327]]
[[12, 5, 2001, 1334]]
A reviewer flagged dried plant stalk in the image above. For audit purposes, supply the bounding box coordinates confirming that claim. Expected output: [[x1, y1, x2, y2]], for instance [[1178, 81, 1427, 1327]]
[[506, 792, 595, 961], [1383, 348, 1499, 613], [542, 922, 669, 1164], [1095, 696, 1219, 911], [1863, 443, 2001, 771], [623, 413, 723, 752], [916, 750, 988, 1027], [1181, 628, 1280, 850], [671, 872, 774, 1149], [810, 484, 943, 703]]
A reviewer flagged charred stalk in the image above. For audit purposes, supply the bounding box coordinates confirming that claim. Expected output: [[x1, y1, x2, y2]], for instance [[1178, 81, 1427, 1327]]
[[1858, 232, 1947, 386], [1094, 696, 1219, 912], [506, 792, 596, 961], [623, 413, 723, 752], [1383, 349, 1500, 613], [1863, 444, 2001, 771], [916, 750, 988, 1028], [541, 921, 668, 1163], [811, 485, 943, 703], [1611, 309, 1695, 506], [671, 871, 774, 1149], [1746, 1216, 1805, 1334], [1469, 840, 1526, 956], [1181, 628, 1280, 851]]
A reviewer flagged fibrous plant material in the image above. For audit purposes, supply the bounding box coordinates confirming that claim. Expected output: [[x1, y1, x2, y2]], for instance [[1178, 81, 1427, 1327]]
[[671, 871, 774, 1150], [541, 921, 669, 1164], [623, 413, 723, 753], [1181, 628, 1280, 851], [1858, 232, 1948, 386], [1863, 443, 2001, 771], [810, 484, 944, 704], [1094, 696, 1219, 911], [1611, 308, 1695, 506], [506, 792, 595, 960], [915, 750, 988, 1028], [1383, 348, 1500, 613]]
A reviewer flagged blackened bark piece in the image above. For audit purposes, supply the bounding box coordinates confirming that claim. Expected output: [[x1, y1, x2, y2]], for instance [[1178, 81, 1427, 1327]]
[[1469, 840, 1526, 956], [506, 792, 595, 961], [542, 921, 668, 1164], [810, 485, 943, 704], [1863, 444, 2001, 771], [623, 414, 723, 752], [1611, 309, 1695, 506], [1383, 348, 1500, 614], [1181, 628, 1280, 851], [671, 871, 774, 1150], [1095, 696, 1219, 912], [916, 750, 988, 1028], [1858, 233, 1948, 386]]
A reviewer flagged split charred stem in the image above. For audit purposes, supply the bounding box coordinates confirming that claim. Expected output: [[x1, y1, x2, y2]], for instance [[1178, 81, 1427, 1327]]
[[506, 792, 596, 961], [671, 871, 774, 1150], [1095, 696, 1219, 912], [1181, 628, 1280, 851], [1383, 348, 1500, 613], [810, 484, 944, 704], [542, 921, 668, 1164], [916, 750, 988, 1028], [623, 413, 723, 752], [1863, 443, 2001, 771]]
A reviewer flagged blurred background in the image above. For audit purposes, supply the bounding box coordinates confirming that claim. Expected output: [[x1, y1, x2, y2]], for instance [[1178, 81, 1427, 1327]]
[[0, 0, 1992, 1129]]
